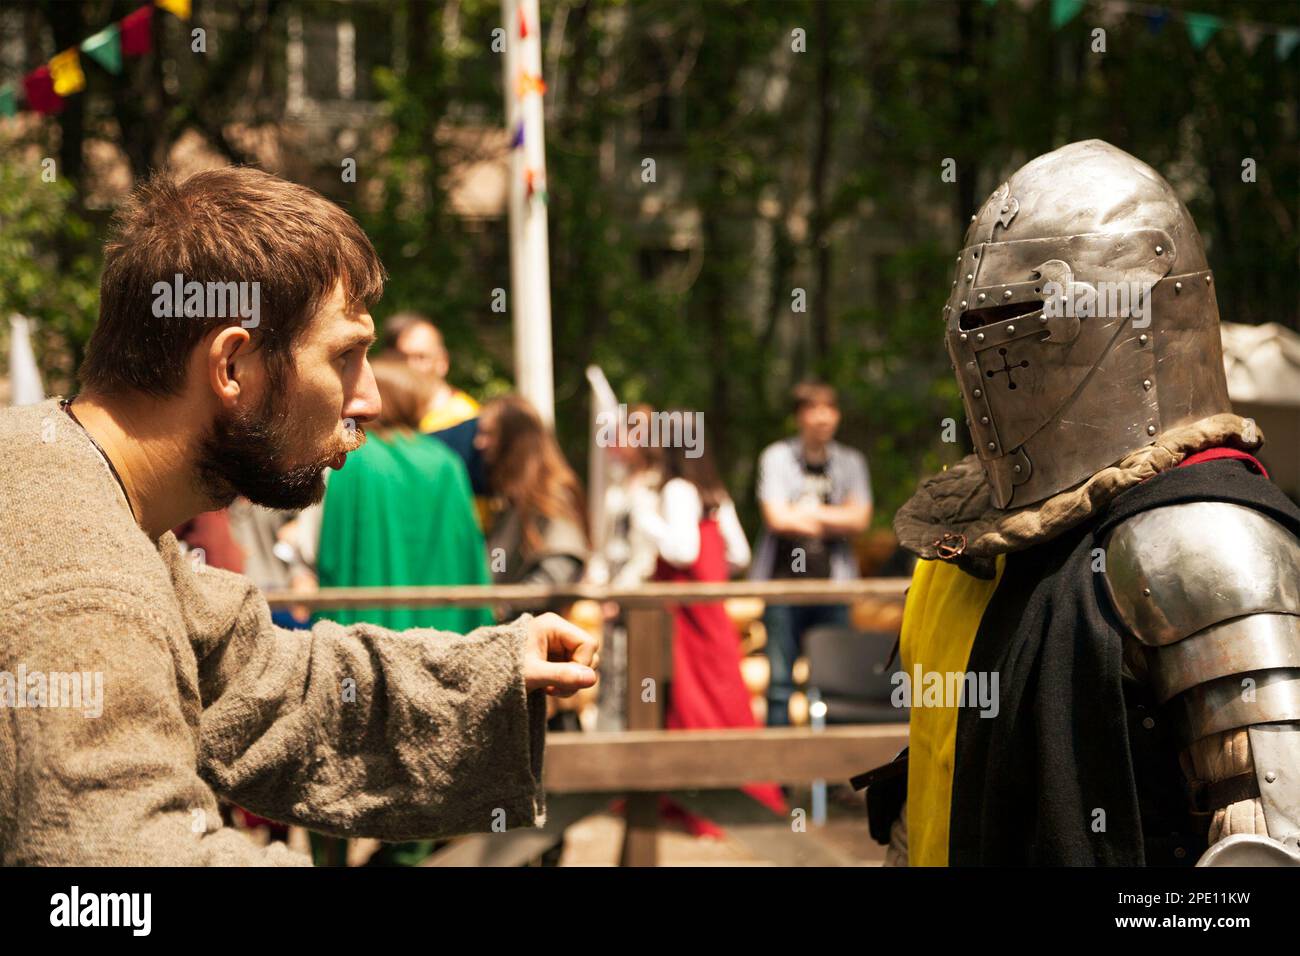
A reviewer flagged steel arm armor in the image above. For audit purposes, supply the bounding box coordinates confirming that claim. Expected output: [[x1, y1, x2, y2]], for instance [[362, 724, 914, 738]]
[[1103, 501, 1300, 866]]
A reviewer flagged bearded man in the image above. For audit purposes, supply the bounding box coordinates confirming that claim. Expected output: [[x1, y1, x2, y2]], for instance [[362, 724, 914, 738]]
[[872, 140, 1300, 867], [0, 167, 597, 865]]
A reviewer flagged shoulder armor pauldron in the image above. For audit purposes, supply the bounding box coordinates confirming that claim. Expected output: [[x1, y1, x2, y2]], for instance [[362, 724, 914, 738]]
[[1103, 500, 1300, 647]]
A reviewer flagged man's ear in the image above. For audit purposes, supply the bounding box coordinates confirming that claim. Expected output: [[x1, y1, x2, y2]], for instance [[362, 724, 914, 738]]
[[207, 326, 253, 408]]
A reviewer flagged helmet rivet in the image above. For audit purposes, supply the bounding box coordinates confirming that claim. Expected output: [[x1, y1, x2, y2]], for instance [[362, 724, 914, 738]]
[[970, 215, 977, 223], [1155, 245, 1164, 255], [952, 280, 957, 289], [959, 332, 968, 342], [960, 300, 968, 309], [956, 256, 962, 263], [1266, 771, 1278, 783], [1013, 464, 1022, 474], [973, 388, 982, 398], [980, 416, 989, 425], [975, 332, 985, 342], [1142, 379, 1152, 390], [1006, 324, 1015, 335], [1142, 588, 1152, 596], [1139, 333, 1149, 345], [965, 273, 974, 282], [1039, 314, 1049, 324], [1001, 205, 1009, 213], [987, 442, 997, 451], [977, 292, 987, 303], [1003, 289, 1012, 299], [1147, 424, 1157, 435], [1174, 281, 1183, 292], [1206, 275, 1212, 284]]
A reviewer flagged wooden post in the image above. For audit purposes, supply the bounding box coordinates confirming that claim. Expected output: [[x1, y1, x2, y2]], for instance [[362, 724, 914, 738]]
[[619, 606, 667, 866]]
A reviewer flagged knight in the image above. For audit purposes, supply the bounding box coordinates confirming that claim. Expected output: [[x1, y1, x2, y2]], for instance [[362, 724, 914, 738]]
[[869, 139, 1300, 866]]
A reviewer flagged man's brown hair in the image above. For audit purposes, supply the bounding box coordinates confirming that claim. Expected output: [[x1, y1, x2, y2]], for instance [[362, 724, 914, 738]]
[[80, 166, 386, 397]]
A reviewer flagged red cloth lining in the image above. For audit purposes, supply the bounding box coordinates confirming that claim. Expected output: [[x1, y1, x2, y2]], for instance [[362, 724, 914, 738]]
[[1177, 447, 1268, 479]]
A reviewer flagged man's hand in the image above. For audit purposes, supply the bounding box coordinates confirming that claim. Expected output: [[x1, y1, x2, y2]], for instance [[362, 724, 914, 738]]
[[522, 612, 600, 697]]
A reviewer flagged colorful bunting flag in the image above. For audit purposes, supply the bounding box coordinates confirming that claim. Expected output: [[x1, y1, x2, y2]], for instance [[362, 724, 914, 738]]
[[510, 121, 524, 149], [1050, 0, 1084, 29], [49, 48, 86, 97], [22, 66, 63, 115], [1237, 23, 1265, 55], [155, 0, 192, 19], [1277, 29, 1300, 61], [81, 24, 123, 74], [0, 85, 15, 118], [515, 71, 546, 98], [518, 5, 528, 38], [121, 4, 154, 57], [1184, 12, 1221, 50]]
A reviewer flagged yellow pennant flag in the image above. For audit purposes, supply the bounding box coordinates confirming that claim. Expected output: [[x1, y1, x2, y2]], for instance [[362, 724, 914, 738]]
[[49, 48, 86, 97], [156, 0, 192, 19]]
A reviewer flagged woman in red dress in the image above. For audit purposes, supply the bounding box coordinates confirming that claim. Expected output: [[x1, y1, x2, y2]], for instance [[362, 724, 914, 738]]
[[634, 414, 786, 835]]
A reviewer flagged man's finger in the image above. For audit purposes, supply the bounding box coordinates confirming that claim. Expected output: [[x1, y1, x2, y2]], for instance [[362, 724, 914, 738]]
[[545, 617, 599, 667], [528, 661, 597, 695]]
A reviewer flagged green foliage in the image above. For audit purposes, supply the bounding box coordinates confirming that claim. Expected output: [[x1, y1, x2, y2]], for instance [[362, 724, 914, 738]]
[[0, 158, 99, 395]]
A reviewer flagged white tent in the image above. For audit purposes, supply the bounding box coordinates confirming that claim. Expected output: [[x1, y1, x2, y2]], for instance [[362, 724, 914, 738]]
[[7, 314, 45, 407], [1221, 321, 1300, 495]]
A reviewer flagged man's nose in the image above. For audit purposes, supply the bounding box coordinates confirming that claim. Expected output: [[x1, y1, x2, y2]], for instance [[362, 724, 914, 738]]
[[344, 357, 382, 426]]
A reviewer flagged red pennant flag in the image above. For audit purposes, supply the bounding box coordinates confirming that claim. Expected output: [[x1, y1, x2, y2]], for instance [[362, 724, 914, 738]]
[[121, 4, 154, 57], [22, 65, 64, 115], [518, 6, 528, 38]]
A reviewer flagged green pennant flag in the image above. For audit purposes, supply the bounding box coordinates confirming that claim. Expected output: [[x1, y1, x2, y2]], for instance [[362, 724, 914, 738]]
[[1050, 0, 1085, 29], [1278, 29, 1300, 61], [1184, 12, 1221, 50], [0, 85, 15, 118], [982, 0, 999, 7], [81, 23, 123, 75]]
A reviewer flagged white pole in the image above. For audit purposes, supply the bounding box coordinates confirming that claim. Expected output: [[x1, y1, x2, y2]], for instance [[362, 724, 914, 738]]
[[502, 0, 555, 427]]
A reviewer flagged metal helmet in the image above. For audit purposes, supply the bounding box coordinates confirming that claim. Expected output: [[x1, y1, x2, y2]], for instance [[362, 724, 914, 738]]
[[943, 139, 1231, 510]]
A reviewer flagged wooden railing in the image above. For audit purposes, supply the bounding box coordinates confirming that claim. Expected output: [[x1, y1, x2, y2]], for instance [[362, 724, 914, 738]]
[[265, 579, 911, 866]]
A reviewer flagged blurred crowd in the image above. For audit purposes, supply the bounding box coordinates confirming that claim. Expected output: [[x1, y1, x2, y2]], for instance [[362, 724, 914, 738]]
[[173, 318, 909, 863]]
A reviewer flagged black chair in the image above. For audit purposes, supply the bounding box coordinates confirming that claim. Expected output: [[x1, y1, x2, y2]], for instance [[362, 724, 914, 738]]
[[804, 625, 908, 724]]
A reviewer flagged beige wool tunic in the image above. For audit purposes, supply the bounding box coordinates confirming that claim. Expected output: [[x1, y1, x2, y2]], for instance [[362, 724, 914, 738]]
[[0, 398, 547, 865]]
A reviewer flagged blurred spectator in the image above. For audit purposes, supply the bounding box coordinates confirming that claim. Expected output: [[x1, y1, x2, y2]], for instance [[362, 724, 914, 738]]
[[172, 510, 244, 573], [309, 352, 494, 633], [384, 312, 486, 493], [227, 500, 313, 629], [306, 353, 494, 868], [476, 395, 590, 601], [586, 403, 662, 731], [752, 382, 872, 726], [635, 413, 784, 833]]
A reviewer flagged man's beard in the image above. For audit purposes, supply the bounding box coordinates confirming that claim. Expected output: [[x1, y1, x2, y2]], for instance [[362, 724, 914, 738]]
[[194, 391, 362, 511]]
